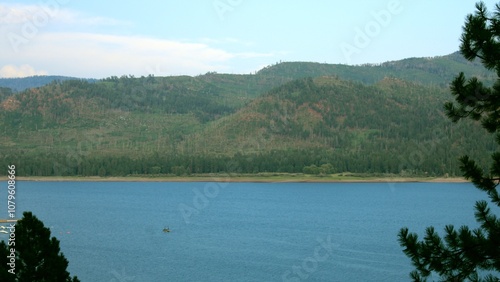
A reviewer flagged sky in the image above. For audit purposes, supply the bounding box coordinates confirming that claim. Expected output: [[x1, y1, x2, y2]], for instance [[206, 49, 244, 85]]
[[0, 0, 497, 78]]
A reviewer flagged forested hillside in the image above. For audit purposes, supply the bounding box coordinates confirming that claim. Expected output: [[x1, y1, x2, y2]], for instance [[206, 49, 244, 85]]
[[256, 52, 495, 86], [182, 77, 495, 175], [0, 52, 496, 177], [0, 87, 14, 102]]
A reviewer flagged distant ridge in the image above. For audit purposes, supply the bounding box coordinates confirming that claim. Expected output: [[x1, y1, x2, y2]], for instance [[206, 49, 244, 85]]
[[0, 75, 97, 92], [256, 51, 494, 86], [0, 52, 493, 92]]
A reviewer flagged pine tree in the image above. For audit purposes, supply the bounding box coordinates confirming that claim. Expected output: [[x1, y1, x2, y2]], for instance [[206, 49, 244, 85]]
[[0, 211, 79, 281], [0, 240, 15, 282], [398, 2, 500, 281]]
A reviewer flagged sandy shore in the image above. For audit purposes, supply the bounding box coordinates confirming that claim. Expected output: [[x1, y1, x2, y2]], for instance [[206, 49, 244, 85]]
[[1, 175, 469, 183]]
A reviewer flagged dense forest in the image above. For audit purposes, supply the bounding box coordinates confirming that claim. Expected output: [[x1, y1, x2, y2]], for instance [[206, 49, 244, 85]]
[[0, 52, 496, 177], [0, 87, 13, 102]]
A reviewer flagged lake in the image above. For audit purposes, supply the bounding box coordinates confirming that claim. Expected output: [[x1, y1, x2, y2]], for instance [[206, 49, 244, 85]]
[[0, 181, 486, 281]]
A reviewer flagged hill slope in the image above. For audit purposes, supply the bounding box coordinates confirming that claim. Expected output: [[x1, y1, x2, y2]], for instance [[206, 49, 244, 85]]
[[0, 52, 496, 176], [256, 52, 494, 86], [181, 76, 495, 175], [0, 51, 493, 93]]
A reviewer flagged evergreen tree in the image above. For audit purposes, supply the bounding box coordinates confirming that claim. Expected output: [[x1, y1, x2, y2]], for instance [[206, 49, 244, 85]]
[[0, 212, 79, 281], [398, 2, 500, 281], [0, 240, 15, 282]]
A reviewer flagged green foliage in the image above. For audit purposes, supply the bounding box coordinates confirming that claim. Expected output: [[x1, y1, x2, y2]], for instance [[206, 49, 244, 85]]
[[0, 50, 498, 177], [0, 212, 79, 281], [0, 241, 15, 282], [256, 52, 495, 87], [303, 163, 333, 175], [1, 74, 497, 177], [303, 164, 320, 175], [0, 87, 13, 102], [186, 75, 495, 175], [399, 2, 500, 281]]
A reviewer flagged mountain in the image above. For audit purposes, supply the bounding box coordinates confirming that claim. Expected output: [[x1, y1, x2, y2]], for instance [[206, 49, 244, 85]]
[[181, 76, 495, 174], [0, 51, 492, 92], [0, 52, 496, 177], [0, 76, 97, 92], [256, 52, 495, 86]]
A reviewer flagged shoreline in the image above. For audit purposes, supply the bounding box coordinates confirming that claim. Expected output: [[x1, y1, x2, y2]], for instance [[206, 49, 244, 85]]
[[0, 175, 469, 183]]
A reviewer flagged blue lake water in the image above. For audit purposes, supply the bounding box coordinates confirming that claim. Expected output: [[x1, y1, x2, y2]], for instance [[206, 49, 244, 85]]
[[0, 181, 488, 281]]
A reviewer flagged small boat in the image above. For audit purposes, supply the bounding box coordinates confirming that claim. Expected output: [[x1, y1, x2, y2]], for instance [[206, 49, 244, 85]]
[[163, 227, 170, 233]]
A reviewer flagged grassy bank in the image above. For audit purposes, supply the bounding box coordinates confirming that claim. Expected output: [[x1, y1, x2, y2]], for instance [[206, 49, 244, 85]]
[[1, 173, 468, 183]]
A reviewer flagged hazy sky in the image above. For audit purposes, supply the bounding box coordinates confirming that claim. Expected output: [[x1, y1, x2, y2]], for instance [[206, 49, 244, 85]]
[[0, 0, 497, 78]]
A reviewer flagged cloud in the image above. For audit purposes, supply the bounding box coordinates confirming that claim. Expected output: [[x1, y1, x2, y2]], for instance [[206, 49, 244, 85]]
[[0, 64, 48, 78], [0, 3, 74, 25], [75, 16, 132, 27], [0, 4, 42, 25], [2, 32, 241, 77], [235, 52, 275, 59], [199, 37, 255, 47], [0, 3, 130, 27], [0, 3, 275, 77]]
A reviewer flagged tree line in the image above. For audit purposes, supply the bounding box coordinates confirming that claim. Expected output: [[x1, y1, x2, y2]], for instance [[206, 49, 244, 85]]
[[1, 147, 471, 177]]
